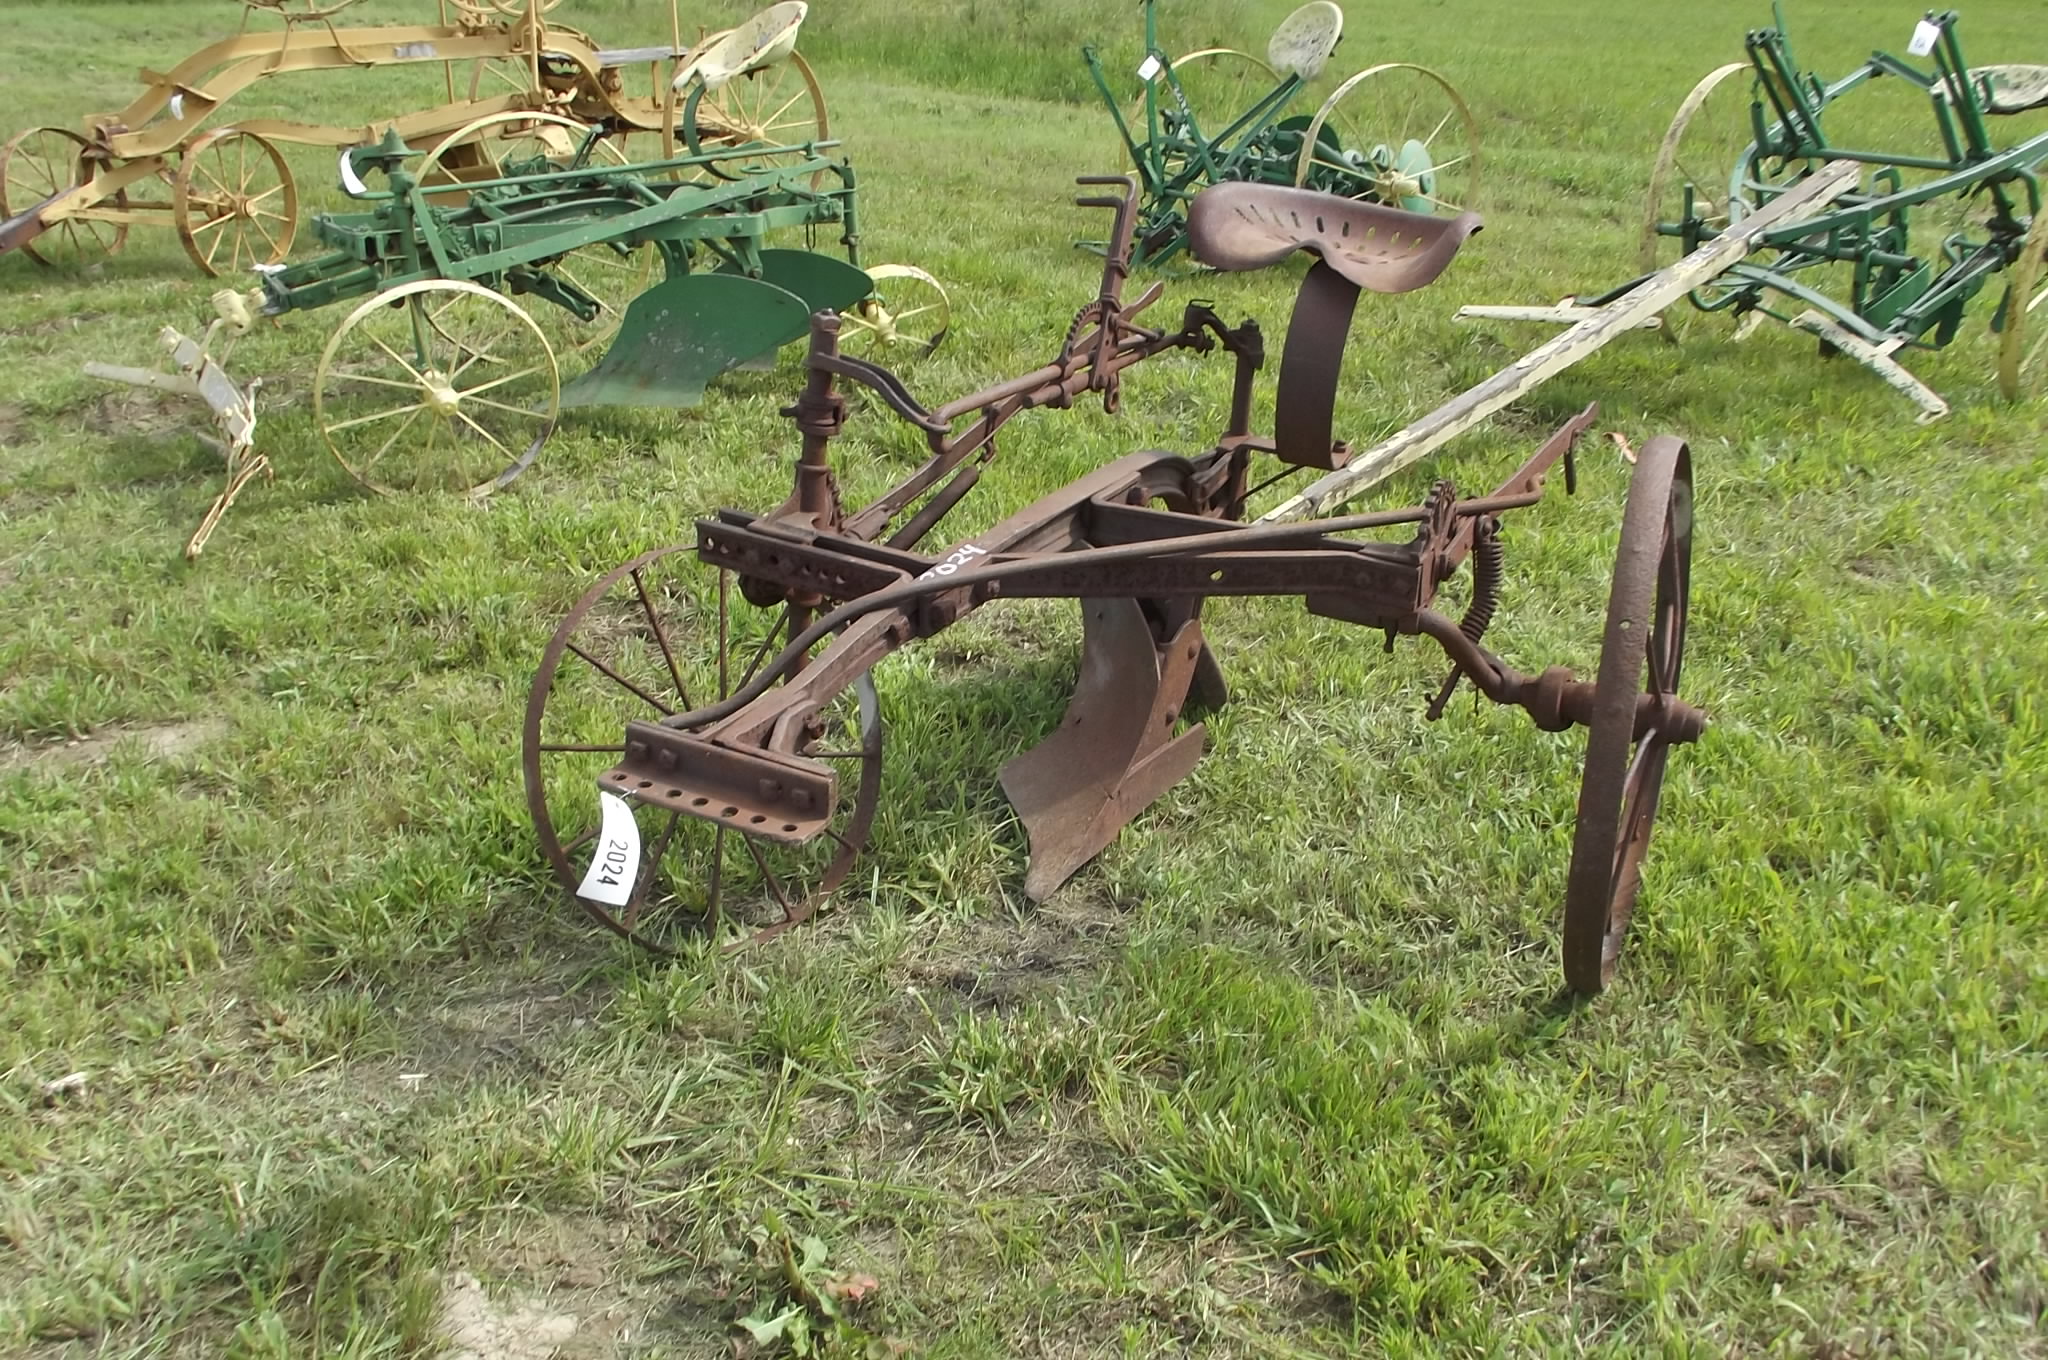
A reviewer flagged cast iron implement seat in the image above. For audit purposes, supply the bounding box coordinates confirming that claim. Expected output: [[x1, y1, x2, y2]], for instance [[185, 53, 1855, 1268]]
[[1188, 181, 1482, 469]]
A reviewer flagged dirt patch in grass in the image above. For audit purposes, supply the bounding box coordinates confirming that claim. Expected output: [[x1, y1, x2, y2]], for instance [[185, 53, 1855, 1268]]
[[438, 1270, 579, 1360], [901, 885, 1125, 1015], [0, 310, 107, 339], [0, 716, 228, 773]]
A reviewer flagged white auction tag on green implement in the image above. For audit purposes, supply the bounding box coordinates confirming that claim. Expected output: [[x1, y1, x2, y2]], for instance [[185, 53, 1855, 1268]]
[[1907, 19, 1940, 56], [577, 792, 641, 908], [1137, 54, 1163, 81]]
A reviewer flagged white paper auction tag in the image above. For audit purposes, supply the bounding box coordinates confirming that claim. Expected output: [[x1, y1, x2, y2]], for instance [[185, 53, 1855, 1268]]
[[576, 791, 641, 908], [1137, 53, 1163, 81], [1907, 18, 1940, 57]]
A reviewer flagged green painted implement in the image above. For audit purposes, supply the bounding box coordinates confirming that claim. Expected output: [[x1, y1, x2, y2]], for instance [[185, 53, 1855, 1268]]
[[1084, 0, 1481, 267], [252, 118, 946, 497]]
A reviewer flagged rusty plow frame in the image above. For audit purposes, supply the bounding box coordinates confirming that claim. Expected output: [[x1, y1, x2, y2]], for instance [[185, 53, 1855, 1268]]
[[523, 177, 1707, 995]]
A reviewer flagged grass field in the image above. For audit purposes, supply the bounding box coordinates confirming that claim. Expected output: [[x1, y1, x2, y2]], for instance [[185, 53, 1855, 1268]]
[[2, 0, 2046, 1354]]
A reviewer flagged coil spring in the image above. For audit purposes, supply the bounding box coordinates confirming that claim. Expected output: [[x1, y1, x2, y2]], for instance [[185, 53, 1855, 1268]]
[[1459, 520, 1504, 644]]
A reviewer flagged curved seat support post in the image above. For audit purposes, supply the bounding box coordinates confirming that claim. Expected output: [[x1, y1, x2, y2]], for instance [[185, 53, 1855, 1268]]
[[1187, 181, 1482, 470]]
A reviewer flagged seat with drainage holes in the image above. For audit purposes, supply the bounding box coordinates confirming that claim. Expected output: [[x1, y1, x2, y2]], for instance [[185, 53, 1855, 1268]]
[[1952, 65, 2048, 116], [1185, 182, 1485, 471], [1187, 181, 1482, 294]]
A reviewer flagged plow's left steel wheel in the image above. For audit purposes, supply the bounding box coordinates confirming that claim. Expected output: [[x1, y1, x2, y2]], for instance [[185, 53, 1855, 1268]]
[[314, 278, 558, 498], [523, 546, 884, 954], [840, 264, 951, 358], [172, 129, 298, 277], [1291, 64, 1481, 216], [1562, 435, 1694, 996]]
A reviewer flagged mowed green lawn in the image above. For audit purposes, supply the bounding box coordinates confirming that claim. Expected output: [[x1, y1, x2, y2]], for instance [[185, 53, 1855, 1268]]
[[2, 0, 2044, 1354]]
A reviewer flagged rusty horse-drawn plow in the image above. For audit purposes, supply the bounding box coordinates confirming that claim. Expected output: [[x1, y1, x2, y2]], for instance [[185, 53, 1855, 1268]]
[[523, 178, 1703, 995]]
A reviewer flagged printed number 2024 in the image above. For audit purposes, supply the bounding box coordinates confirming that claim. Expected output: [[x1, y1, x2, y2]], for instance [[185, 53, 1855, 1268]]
[[594, 838, 633, 887]]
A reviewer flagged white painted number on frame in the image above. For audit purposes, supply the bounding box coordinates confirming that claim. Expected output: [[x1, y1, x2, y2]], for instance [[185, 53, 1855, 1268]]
[[577, 791, 641, 908]]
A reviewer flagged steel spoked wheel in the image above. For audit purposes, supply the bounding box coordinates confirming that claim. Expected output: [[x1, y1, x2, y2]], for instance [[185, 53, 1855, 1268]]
[[839, 264, 951, 358], [1562, 436, 1694, 996], [1126, 49, 1281, 172], [0, 126, 128, 267], [683, 52, 828, 184], [1293, 64, 1481, 215], [314, 279, 559, 498], [418, 111, 624, 198], [172, 129, 297, 277], [1998, 210, 2048, 399], [523, 546, 884, 954]]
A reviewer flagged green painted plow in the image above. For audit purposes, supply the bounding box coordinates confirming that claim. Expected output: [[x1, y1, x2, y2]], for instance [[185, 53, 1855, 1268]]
[[1083, 0, 1480, 267], [1460, 4, 2048, 421], [242, 119, 947, 498]]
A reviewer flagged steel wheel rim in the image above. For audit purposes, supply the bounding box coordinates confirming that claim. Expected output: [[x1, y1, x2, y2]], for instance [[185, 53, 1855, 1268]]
[[1562, 437, 1693, 995], [522, 545, 884, 954]]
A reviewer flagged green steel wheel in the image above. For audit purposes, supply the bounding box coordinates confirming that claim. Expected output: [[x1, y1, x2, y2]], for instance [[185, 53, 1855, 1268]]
[[314, 279, 559, 498], [1292, 63, 1481, 216]]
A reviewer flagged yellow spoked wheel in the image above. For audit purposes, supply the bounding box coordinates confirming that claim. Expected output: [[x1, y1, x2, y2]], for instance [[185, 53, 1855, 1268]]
[[549, 240, 660, 364], [0, 126, 128, 267], [1998, 210, 2048, 400], [1292, 63, 1481, 216], [840, 264, 951, 358], [1639, 63, 1760, 275], [172, 128, 298, 277], [418, 110, 625, 197], [1123, 48, 1281, 171], [314, 279, 560, 499], [683, 52, 829, 183]]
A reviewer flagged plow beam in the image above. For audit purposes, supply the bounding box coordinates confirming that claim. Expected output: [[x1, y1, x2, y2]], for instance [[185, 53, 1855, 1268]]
[[999, 599, 1208, 901]]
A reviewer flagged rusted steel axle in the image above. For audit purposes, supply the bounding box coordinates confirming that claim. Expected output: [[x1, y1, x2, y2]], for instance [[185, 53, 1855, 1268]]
[[524, 177, 1703, 994]]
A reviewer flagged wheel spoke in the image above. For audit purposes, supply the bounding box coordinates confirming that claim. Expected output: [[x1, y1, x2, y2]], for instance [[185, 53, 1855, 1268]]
[[566, 642, 676, 715], [325, 400, 429, 434], [328, 370, 427, 393], [632, 568, 692, 711], [367, 335, 428, 383], [463, 393, 553, 421], [359, 406, 427, 471], [462, 362, 550, 397], [454, 409, 516, 458], [1423, 108, 1455, 149]]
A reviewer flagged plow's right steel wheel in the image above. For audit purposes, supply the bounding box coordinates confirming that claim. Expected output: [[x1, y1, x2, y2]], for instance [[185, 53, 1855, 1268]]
[[523, 546, 884, 954], [1562, 436, 1693, 995], [1291, 64, 1481, 216], [0, 126, 128, 267], [172, 128, 298, 277], [1998, 209, 2048, 400], [314, 278, 559, 498]]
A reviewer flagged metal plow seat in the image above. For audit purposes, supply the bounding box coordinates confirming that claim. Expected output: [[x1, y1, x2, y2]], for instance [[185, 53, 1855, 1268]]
[[1187, 181, 1484, 469], [1187, 181, 1481, 293]]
